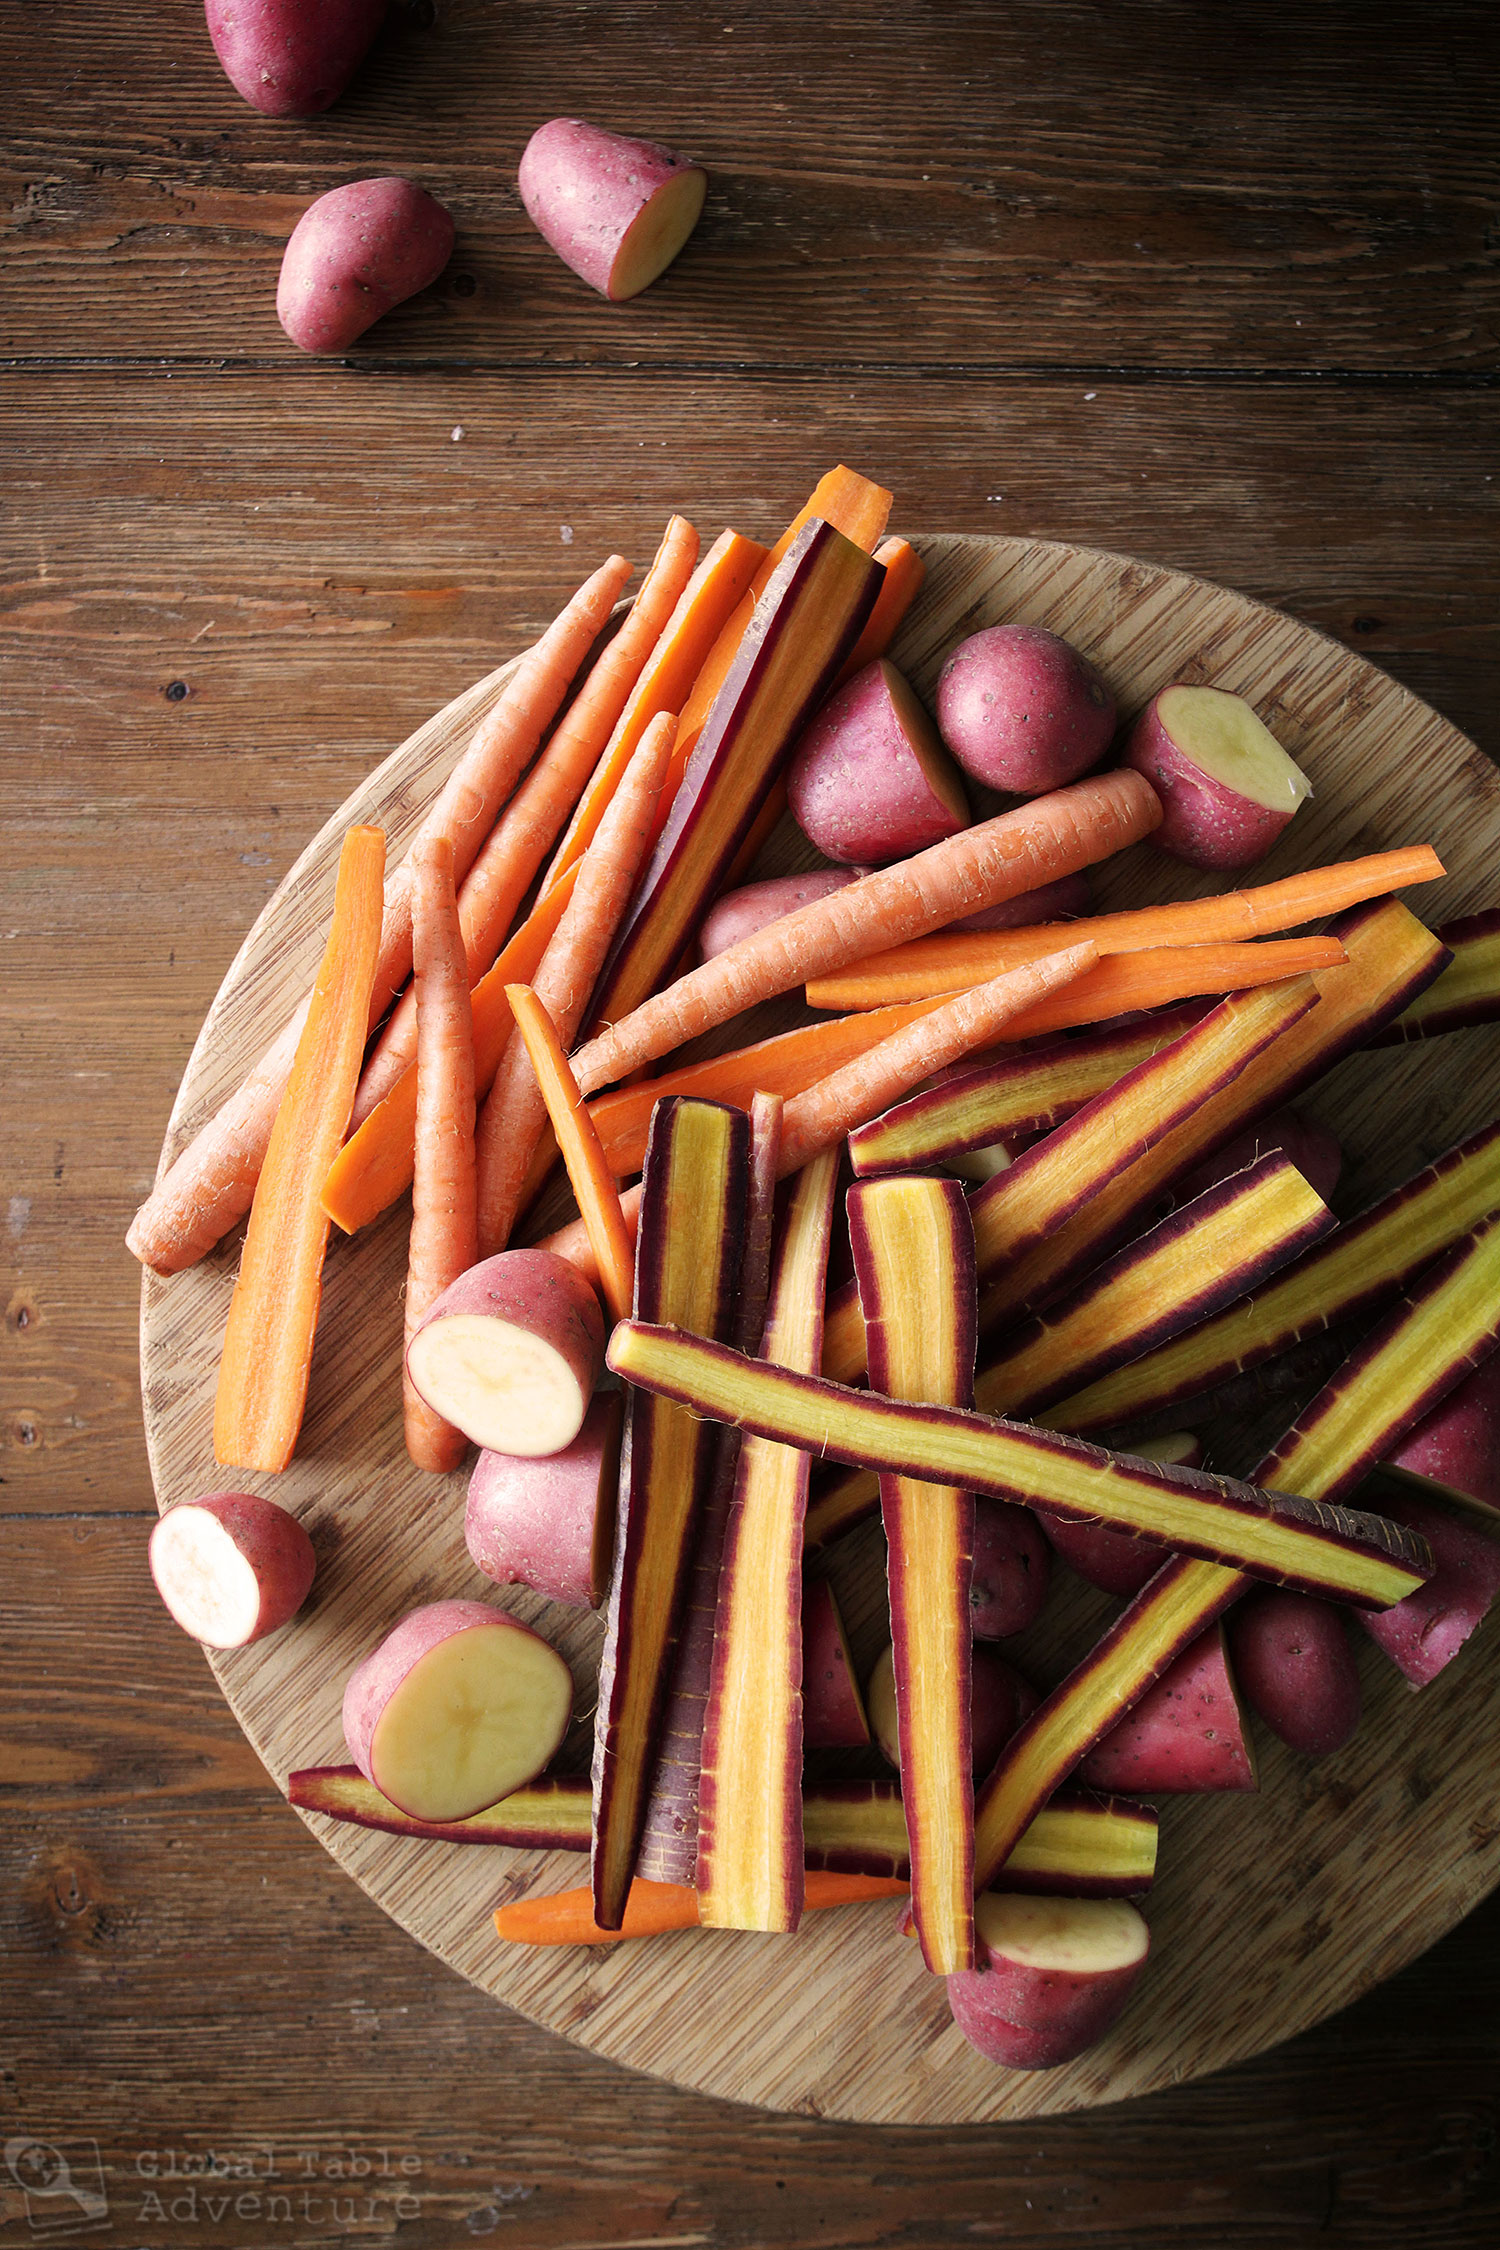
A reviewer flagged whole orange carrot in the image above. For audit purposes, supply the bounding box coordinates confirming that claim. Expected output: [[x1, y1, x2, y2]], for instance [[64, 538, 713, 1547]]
[[214, 825, 385, 1474], [493, 1868, 908, 1946], [506, 984, 636, 1324], [403, 837, 478, 1472]]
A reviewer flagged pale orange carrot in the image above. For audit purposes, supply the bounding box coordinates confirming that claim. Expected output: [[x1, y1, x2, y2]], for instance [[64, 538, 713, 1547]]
[[542, 1181, 645, 1288], [492, 1868, 907, 1946], [403, 837, 478, 1473], [567, 768, 1163, 1098], [214, 826, 385, 1474], [356, 525, 700, 1121], [506, 985, 636, 1324], [544, 529, 766, 890], [321, 860, 582, 1236], [774, 943, 1099, 1176], [806, 844, 1446, 1009], [129, 556, 630, 1275], [830, 534, 926, 687], [475, 713, 677, 1255]]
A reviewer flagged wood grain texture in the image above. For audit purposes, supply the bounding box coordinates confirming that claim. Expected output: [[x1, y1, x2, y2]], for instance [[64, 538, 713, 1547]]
[[137, 533, 1500, 2123]]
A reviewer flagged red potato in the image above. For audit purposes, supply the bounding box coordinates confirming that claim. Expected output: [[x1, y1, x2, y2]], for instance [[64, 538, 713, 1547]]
[[1356, 1489, 1500, 1687], [868, 1642, 1039, 1777], [1124, 684, 1313, 871], [342, 1600, 573, 1822], [697, 868, 860, 964], [1171, 1105, 1343, 1209], [787, 659, 970, 866], [1382, 1350, 1500, 1517], [205, 0, 385, 116], [148, 1490, 314, 1649], [1079, 1622, 1257, 1794], [946, 871, 1093, 935], [518, 119, 707, 302], [405, 1249, 605, 1459], [801, 1577, 871, 1749], [1037, 1434, 1203, 1598], [277, 178, 455, 354], [969, 1494, 1052, 1638], [1228, 1590, 1362, 1757], [465, 1392, 622, 1608], [946, 1891, 1150, 2070], [935, 625, 1116, 796]]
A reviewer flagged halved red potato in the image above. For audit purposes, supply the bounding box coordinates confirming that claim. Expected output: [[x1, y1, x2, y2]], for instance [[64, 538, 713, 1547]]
[[406, 1249, 605, 1458], [1356, 1488, 1500, 1686], [788, 659, 970, 866], [342, 1600, 574, 1822], [1382, 1350, 1500, 1518], [1228, 1589, 1362, 1757], [518, 119, 707, 302], [149, 1490, 315, 1649], [1124, 684, 1312, 870], [946, 1891, 1150, 2069], [1079, 1621, 1256, 1794], [465, 1392, 622, 1607]]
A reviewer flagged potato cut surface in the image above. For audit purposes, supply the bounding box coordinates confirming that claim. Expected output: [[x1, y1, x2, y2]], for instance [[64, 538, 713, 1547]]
[[612, 171, 708, 299], [1158, 686, 1312, 813], [149, 1507, 262, 1648], [975, 1891, 1150, 1972], [407, 1313, 587, 1456], [369, 1624, 573, 1822]]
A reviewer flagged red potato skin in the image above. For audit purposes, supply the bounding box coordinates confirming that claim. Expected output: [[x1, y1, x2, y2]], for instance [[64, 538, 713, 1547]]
[[465, 1392, 621, 1608], [1383, 1350, 1500, 1512], [946, 871, 1093, 936], [1079, 1624, 1256, 1794], [1124, 691, 1295, 871], [277, 178, 455, 353], [1171, 1106, 1343, 1209], [787, 660, 970, 866], [518, 119, 705, 301], [342, 1600, 535, 1785], [697, 868, 860, 963], [946, 1898, 1149, 2070], [935, 625, 1116, 796], [969, 1495, 1052, 1638], [1356, 1491, 1500, 1686], [407, 1248, 605, 1450], [205, 0, 385, 116], [148, 1489, 315, 1646], [1228, 1590, 1362, 1756], [801, 1576, 871, 1748]]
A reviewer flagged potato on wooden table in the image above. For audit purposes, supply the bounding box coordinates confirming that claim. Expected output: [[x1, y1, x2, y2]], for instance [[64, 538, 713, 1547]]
[[519, 119, 707, 302], [277, 177, 455, 353], [205, 0, 386, 116]]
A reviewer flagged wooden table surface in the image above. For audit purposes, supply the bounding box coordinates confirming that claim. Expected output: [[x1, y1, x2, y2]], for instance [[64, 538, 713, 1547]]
[[3, 3, 1497, 2243]]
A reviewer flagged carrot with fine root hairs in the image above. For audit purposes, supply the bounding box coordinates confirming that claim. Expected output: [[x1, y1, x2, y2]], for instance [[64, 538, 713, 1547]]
[[493, 1869, 908, 1947], [320, 859, 581, 1236], [831, 534, 926, 687], [544, 528, 767, 891], [214, 826, 385, 1474], [128, 555, 629, 1276], [807, 844, 1446, 1010], [567, 768, 1163, 1098], [356, 523, 700, 1122], [475, 712, 677, 1255], [542, 1181, 644, 1291], [506, 983, 635, 1324], [774, 942, 1099, 1177], [403, 837, 478, 1472]]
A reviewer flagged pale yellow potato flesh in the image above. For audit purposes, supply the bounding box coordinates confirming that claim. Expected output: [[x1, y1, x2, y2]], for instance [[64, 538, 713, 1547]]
[[407, 1314, 587, 1456], [609, 169, 707, 300], [975, 1890, 1149, 1972], [370, 1623, 573, 1822], [1157, 685, 1313, 814]]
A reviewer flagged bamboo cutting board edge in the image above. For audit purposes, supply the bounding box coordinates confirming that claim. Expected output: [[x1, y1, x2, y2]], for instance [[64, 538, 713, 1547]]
[[140, 533, 1500, 2125]]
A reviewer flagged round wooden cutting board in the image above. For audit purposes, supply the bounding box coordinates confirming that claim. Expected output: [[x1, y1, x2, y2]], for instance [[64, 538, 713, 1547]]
[[140, 534, 1500, 2125]]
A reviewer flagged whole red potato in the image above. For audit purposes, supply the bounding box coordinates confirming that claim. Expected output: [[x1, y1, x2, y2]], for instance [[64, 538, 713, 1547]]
[[277, 178, 455, 354], [935, 624, 1116, 795], [205, 1, 386, 117]]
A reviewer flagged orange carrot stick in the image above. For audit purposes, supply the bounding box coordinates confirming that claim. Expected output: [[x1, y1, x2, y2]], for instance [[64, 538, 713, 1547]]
[[506, 984, 636, 1325], [358, 522, 701, 1121], [541, 1181, 644, 1291], [321, 860, 581, 1236], [403, 837, 478, 1472], [544, 529, 767, 890], [806, 845, 1445, 1009], [214, 825, 385, 1474], [129, 556, 629, 1275], [493, 1869, 908, 1947], [475, 713, 677, 1255], [568, 768, 1163, 1097], [831, 534, 926, 687]]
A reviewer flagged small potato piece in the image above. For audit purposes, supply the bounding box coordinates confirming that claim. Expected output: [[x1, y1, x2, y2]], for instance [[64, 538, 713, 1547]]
[[465, 1392, 622, 1607], [406, 1249, 605, 1459], [277, 178, 455, 354], [1080, 1623, 1256, 1794], [149, 1489, 315, 1648], [1124, 684, 1312, 871], [1382, 1352, 1500, 1517], [1356, 1490, 1500, 1687], [802, 1577, 871, 1748], [205, 0, 385, 117], [969, 1495, 1052, 1638], [697, 868, 860, 964], [519, 119, 707, 302], [1228, 1590, 1361, 1757], [1038, 1435, 1200, 1598], [867, 1641, 1038, 1776], [947, 1891, 1150, 2070], [788, 660, 970, 866], [343, 1600, 574, 1822], [936, 625, 1116, 796]]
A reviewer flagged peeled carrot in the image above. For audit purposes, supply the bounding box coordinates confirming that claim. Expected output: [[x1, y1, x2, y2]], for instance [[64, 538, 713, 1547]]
[[128, 556, 629, 1275], [567, 768, 1163, 1097], [831, 534, 926, 687], [807, 844, 1445, 1010], [475, 713, 677, 1255], [357, 522, 700, 1121], [214, 826, 385, 1474], [544, 529, 766, 890], [403, 837, 478, 1473], [507, 984, 635, 1325], [542, 1181, 644, 1289], [321, 859, 581, 1236], [775, 942, 1099, 1177], [493, 1868, 908, 1947]]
